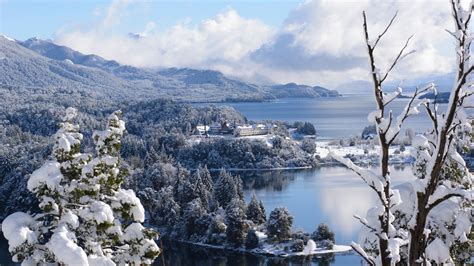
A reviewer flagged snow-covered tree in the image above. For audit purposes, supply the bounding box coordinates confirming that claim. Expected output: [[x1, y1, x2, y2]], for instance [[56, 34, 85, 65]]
[[246, 194, 266, 225], [2, 108, 160, 265], [225, 198, 247, 246], [193, 165, 213, 210], [213, 169, 243, 208], [331, 2, 473, 265], [206, 207, 227, 245], [140, 186, 180, 227], [179, 198, 207, 239], [266, 207, 293, 242], [245, 229, 260, 249]]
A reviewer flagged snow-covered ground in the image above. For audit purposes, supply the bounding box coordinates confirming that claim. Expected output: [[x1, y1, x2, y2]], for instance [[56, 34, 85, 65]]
[[180, 231, 352, 258], [253, 231, 351, 257], [188, 134, 276, 147], [316, 140, 414, 165]]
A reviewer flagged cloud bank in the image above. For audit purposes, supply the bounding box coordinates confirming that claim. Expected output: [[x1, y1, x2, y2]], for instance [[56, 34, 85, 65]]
[[55, 0, 461, 89]]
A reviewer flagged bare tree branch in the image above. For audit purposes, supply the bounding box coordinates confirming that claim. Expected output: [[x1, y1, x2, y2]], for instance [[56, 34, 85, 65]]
[[380, 35, 414, 83], [373, 11, 399, 48]]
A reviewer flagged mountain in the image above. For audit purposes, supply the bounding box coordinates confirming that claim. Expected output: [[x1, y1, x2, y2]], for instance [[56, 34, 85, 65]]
[[270, 83, 339, 98], [20, 37, 121, 71], [336, 74, 456, 95], [1, 36, 339, 102]]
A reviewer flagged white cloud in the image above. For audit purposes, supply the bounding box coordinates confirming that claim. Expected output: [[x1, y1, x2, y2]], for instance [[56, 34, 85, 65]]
[[56, 8, 275, 68], [247, 0, 457, 87], [55, 0, 463, 89]]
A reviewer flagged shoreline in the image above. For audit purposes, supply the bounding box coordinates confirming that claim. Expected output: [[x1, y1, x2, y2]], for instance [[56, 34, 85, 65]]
[[172, 239, 353, 258]]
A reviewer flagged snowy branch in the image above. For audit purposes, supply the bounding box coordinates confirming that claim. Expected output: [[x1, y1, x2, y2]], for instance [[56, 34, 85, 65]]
[[426, 193, 463, 212], [380, 35, 414, 84], [351, 242, 376, 266]]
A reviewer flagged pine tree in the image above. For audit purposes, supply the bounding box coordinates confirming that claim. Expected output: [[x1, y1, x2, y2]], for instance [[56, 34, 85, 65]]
[[267, 207, 293, 242], [246, 194, 266, 225], [193, 165, 213, 210], [180, 198, 206, 239], [2, 108, 160, 265], [225, 198, 247, 247], [214, 169, 243, 208]]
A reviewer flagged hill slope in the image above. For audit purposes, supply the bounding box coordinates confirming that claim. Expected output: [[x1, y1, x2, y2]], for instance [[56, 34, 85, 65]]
[[2, 36, 339, 102]]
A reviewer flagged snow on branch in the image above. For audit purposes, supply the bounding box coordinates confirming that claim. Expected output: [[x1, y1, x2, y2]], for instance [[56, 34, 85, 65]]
[[351, 242, 376, 266], [386, 84, 435, 144], [330, 151, 386, 197], [382, 87, 402, 106]]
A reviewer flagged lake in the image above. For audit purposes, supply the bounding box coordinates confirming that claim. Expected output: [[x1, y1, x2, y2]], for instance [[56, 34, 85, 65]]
[[194, 95, 448, 138]]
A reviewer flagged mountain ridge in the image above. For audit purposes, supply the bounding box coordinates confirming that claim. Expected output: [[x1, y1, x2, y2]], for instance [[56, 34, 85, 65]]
[[2, 36, 340, 102]]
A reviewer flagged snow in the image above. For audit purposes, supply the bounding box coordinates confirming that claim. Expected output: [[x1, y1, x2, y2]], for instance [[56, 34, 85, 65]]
[[64, 59, 74, 65], [303, 239, 316, 255], [122, 223, 144, 241], [412, 135, 429, 148], [425, 238, 453, 265], [383, 87, 402, 105], [388, 238, 408, 264], [0, 35, 15, 42], [65, 107, 78, 121], [330, 151, 385, 193], [80, 201, 114, 224], [367, 110, 381, 123], [1, 212, 36, 251], [60, 211, 80, 229], [102, 155, 118, 166], [87, 255, 115, 266], [47, 226, 88, 265], [27, 161, 63, 192], [113, 189, 145, 222]]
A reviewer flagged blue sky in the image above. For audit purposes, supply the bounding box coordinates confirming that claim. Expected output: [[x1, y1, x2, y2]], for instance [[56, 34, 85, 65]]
[[0, 0, 460, 88], [1, 0, 300, 40]]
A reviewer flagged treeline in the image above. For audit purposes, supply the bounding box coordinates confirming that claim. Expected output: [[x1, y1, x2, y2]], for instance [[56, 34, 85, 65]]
[[177, 137, 317, 169]]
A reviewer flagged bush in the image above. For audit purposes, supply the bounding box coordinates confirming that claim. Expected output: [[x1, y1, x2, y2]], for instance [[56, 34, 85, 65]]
[[311, 223, 335, 242], [245, 229, 260, 249], [292, 231, 309, 243], [319, 239, 334, 249], [291, 239, 305, 252], [294, 122, 316, 135], [400, 143, 406, 152], [301, 138, 316, 153], [361, 125, 376, 139]]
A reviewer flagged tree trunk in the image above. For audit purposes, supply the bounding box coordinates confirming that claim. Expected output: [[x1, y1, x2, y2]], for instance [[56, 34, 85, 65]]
[[408, 193, 428, 265]]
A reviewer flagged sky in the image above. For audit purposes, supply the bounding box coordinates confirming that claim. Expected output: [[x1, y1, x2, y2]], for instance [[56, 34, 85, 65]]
[[0, 0, 468, 89]]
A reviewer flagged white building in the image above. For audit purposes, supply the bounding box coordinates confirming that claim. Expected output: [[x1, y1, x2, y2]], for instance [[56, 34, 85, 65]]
[[195, 125, 210, 135], [234, 124, 272, 137]]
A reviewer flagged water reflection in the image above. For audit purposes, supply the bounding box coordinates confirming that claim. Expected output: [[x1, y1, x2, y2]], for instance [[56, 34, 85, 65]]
[[155, 241, 361, 266], [241, 166, 414, 244]]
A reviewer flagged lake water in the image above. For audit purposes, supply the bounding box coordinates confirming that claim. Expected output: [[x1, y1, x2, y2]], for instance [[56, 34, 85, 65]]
[[194, 95, 448, 138]]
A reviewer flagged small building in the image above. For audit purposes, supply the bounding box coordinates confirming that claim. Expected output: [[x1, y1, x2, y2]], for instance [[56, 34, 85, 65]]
[[194, 125, 210, 135], [234, 124, 272, 137]]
